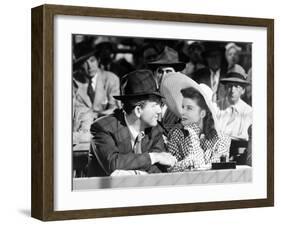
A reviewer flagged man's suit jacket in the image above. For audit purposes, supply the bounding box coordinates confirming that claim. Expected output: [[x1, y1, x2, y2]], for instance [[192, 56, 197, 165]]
[[87, 109, 167, 177], [75, 69, 120, 112], [73, 69, 120, 131]]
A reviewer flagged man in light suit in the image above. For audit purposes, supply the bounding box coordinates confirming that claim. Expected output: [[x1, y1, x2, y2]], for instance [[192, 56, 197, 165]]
[[87, 70, 177, 177], [73, 45, 120, 144]]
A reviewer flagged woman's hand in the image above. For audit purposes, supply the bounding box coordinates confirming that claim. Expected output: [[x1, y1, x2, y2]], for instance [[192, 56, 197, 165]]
[[183, 125, 201, 148]]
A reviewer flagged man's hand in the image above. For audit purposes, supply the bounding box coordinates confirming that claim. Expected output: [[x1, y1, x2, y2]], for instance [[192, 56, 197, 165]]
[[150, 152, 177, 167], [78, 110, 98, 122]]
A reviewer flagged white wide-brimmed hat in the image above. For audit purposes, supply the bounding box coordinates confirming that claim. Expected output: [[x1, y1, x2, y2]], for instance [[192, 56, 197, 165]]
[[160, 72, 218, 130]]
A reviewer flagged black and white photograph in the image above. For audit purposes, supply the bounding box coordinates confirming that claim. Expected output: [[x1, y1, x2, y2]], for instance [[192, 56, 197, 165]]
[[72, 34, 253, 190]]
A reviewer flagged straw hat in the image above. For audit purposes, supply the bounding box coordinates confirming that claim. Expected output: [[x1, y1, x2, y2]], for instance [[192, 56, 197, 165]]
[[160, 72, 218, 130], [220, 72, 250, 86]]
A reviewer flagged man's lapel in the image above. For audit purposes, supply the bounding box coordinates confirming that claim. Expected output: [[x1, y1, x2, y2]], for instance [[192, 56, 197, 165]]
[[141, 127, 153, 153], [92, 71, 105, 112], [76, 83, 92, 108], [116, 110, 133, 153]]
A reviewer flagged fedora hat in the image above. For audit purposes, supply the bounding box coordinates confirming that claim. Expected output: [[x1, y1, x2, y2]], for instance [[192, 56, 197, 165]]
[[147, 46, 186, 71], [94, 40, 116, 58], [114, 69, 163, 101], [160, 72, 218, 130], [73, 38, 116, 70], [220, 72, 250, 86], [73, 41, 96, 70]]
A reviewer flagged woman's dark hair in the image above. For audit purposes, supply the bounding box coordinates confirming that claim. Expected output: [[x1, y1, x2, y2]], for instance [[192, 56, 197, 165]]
[[181, 87, 217, 139]]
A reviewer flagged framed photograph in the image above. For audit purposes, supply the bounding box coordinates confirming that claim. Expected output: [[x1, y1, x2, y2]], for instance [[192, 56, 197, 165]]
[[31, 4, 274, 221]]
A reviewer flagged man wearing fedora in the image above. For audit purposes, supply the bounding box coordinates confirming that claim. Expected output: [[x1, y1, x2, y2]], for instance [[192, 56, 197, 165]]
[[146, 46, 185, 136], [87, 69, 177, 177], [215, 72, 252, 165], [72, 39, 121, 144], [147, 46, 186, 89], [216, 72, 252, 141]]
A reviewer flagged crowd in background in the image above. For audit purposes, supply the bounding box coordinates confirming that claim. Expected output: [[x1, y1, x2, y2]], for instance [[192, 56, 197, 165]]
[[73, 35, 252, 88]]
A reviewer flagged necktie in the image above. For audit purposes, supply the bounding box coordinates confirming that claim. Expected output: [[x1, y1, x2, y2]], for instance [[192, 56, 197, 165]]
[[211, 74, 217, 90], [87, 80, 95, 104], [133, 132, 145, 154]]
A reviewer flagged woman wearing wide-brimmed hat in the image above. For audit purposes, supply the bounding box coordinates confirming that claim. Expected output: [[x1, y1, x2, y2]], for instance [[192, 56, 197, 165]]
[[160, 72, 231, 172]]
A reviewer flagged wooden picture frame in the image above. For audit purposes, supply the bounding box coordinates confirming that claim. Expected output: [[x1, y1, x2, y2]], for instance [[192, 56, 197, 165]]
[[31, 4, 274, 221]]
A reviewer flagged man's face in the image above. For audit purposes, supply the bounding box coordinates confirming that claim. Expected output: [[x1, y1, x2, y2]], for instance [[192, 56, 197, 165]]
[[206, 53, 222, 71], [226, 83, 245, 104], [139, 101, 162, 128], [155, 66, 175, 86], [189, 47, 203, 63], [82, 56, 99, 78], [181, 97, 205, 127]]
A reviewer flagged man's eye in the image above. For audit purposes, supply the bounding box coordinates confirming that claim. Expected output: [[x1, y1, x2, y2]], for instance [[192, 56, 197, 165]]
[[183, 105, 191, 110]]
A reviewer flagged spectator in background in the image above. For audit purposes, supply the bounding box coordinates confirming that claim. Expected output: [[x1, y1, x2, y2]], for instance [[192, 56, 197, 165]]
[[225, 42, 247, 78], [216, 72, 252, 141], [107, 38, 137, 79], [93, 37, 117, 71], [192, 42, 228, 109], [146, 46, 185, 136], [147, 46, 186, 89], [183, 41, 206, 77], [136, 43, 159, 70], [215, 72, 252, 164], [72, 40, 121, 144]]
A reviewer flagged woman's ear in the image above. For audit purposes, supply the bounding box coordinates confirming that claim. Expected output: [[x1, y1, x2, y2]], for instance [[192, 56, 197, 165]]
[[200, 109, 206, 119]]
